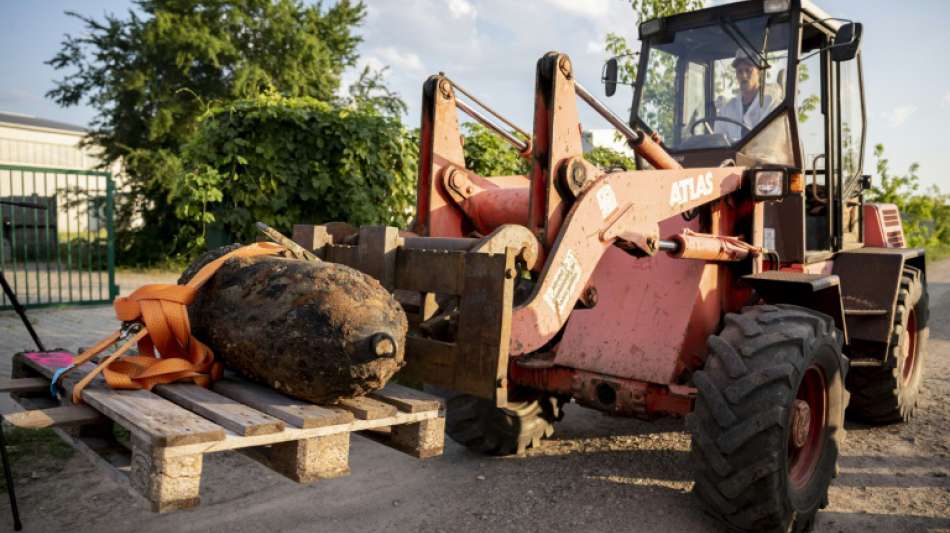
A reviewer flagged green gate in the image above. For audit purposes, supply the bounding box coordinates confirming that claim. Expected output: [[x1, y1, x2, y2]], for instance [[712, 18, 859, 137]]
[[0, 164, 117, 309]]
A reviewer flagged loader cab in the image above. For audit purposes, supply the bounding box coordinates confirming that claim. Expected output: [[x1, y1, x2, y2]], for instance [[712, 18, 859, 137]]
[[615, 0, 866, 263]]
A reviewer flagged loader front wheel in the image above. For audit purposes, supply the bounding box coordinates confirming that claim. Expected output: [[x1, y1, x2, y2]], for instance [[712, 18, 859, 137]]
[[687, 305, 848, 533], [846, 266, 928, 424], [445, 391, 563, 456]]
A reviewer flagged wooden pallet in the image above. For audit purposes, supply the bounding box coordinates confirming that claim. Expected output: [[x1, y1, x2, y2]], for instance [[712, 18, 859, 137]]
[[6, 351, 445, 513]]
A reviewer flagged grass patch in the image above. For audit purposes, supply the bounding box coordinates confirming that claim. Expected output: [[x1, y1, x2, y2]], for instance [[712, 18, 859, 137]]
[[925, 243, 950, 263], [115, 263, 186, 276], [0, 425, 74, 493]]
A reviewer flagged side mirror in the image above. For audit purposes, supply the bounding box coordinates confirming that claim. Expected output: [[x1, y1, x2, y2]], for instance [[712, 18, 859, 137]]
[[831, 22, 862, 62], [603, 58, 618, 97]]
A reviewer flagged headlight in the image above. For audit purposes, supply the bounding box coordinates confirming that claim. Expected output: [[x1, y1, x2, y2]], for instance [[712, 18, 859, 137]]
[[755, 170, 785, 198], [764, 0, 791, 13], [747, 167, 802, 201], [639, 18, 664, 39]]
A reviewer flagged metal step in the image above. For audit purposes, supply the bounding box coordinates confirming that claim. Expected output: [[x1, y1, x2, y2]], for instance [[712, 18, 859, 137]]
[[844, 308, 888, 316], [847, 358, 884, 367]]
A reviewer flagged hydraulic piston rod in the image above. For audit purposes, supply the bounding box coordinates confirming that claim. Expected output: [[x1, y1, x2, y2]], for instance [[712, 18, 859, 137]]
[[455, 99, 530, 154], [574, 81, 682, 170], [443, 74, 532, 156], [662, 232, 761, 262]]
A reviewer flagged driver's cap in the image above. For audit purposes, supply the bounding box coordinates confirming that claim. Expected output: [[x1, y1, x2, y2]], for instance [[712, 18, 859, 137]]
[[732, 49, 757, 68]]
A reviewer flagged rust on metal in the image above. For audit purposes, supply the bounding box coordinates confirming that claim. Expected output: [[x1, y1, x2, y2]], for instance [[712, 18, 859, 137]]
[[790, 399, 812, 449], [509, 166, 743, 356], [256, 221, 319, 262], [670, 230, 762, 262], [469, 224, 543, 271], [416, 74, 468, 237], [527, 52, 584, 248]]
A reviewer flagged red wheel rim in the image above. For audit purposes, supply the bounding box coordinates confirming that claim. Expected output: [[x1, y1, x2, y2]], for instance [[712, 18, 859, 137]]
[[787, 365, 827, 490], [901, 309, 919, 384]]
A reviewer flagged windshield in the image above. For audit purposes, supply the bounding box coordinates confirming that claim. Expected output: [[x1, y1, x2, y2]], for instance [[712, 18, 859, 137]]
[[637, 15, 790, 151]]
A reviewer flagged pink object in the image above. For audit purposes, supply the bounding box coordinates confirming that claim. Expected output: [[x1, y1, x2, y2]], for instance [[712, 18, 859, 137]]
[[24, 351, 74, 369]]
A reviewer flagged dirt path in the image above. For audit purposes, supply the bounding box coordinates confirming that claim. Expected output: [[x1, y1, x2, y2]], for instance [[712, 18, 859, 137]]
[[0, 263, 948, 532]]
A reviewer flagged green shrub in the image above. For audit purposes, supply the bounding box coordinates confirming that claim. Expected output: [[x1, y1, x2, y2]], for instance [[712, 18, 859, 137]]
[[585, 146, 636, 171], [171, 92, 417, 252], [867, 144, 950, 259], [461, 123, 531, 177]]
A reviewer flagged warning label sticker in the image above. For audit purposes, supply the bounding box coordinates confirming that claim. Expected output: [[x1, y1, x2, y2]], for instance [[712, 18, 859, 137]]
[[596, 185, 618, 220], [544, 249, 582, 320], [763, 227, 776, 251]]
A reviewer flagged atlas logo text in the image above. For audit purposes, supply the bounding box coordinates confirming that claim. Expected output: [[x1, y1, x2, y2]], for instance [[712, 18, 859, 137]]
[[669, 172, 714, 206]]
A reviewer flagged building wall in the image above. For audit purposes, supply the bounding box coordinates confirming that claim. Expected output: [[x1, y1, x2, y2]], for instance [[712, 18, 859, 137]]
[[0, 123, 104, 169], [0, 122, 114, 250]]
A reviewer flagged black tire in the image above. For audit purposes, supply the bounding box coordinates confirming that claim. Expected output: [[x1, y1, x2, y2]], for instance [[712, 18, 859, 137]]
[[446, 391, 563, 455], [847, 266, 929, 424], [687, 304, 849, 533]]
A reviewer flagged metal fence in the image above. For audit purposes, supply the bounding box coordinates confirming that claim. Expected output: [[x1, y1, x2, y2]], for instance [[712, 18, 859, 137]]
[[0, 164, 117, 309]]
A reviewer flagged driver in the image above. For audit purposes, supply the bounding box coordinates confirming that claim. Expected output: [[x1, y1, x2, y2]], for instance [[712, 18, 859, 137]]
[[715, 49, 778, 141]]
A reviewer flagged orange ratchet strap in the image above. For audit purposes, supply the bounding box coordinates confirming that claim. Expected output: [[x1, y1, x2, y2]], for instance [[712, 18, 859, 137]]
[[52, 242, 284, 404]]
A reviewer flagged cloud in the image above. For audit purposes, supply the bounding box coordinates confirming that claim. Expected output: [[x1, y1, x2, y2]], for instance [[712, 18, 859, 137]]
[[884, 105, 917, 127], [943, 91, 950, 109], [541, 0, 610, 18], [345, 0, 636, 127], [586, 40, 603, 55], [373, 47, 426, 74], [447, 0, 476, 19]]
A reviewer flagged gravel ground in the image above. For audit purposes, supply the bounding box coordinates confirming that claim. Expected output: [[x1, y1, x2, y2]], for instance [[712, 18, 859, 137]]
[[0, 263, 947, 532]]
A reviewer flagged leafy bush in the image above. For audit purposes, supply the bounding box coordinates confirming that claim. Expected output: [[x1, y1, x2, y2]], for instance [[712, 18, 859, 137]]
[[47, 1, 369, 264], [585, 146, 636, 171], [867, 144, 950, 258], [171, 91, 416, 252], [461, 123, 531, 176], [461, 122, 636, 177]]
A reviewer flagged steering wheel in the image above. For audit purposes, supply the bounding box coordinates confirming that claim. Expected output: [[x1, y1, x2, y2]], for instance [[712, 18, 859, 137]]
[[689, 116, 750, 137]]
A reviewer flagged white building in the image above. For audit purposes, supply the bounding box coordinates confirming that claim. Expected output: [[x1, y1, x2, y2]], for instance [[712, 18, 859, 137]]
[[0, 112, 106, 169], [582, 128, 636, 157], [0, 112, 116, 258]]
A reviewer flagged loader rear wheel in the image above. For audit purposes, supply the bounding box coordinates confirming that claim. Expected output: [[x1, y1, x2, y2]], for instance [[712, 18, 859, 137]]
[[445, 391, 563, 456], [846, 266, 928, 424], [687, 304, 848, 533]]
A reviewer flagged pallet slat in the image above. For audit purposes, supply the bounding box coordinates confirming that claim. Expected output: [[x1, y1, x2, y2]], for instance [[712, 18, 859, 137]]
[[213, 377, 353, 429], [2, 405, 103, 429], [337, 396, 398, 419], [369, 383, 443, 413], [158, 410, 438, 458], [0, 377, 49, 394], [11, 351, 446, 514], [17, 353, 226, 448], [154, 383, 285, 437]]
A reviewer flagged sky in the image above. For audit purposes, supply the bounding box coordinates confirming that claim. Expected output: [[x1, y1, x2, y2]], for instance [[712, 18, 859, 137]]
[[2, 0, 949, 190]]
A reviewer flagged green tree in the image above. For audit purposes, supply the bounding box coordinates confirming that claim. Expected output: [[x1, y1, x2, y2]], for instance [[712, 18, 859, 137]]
[[171, 91, 416, 254], [868, 144, 950, 255], [585, 146, 637, 171], [604, 1, 704, 87], [604, 1, 704, 143], [47, 0, 367, 264], [797, 63, 820, 124], [461, 123, 531, 176]]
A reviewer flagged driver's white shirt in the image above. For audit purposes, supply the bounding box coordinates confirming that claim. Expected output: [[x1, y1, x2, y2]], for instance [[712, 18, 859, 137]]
[[715, 92, 778, 142]]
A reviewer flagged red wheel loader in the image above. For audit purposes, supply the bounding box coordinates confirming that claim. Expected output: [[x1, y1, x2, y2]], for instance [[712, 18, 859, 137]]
[[291, 1, 928, 530]]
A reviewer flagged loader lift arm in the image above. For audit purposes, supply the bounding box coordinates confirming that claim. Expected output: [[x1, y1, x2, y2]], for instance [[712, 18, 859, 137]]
[[304, 50, 798, 409], [415, 52, 768, 357]]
